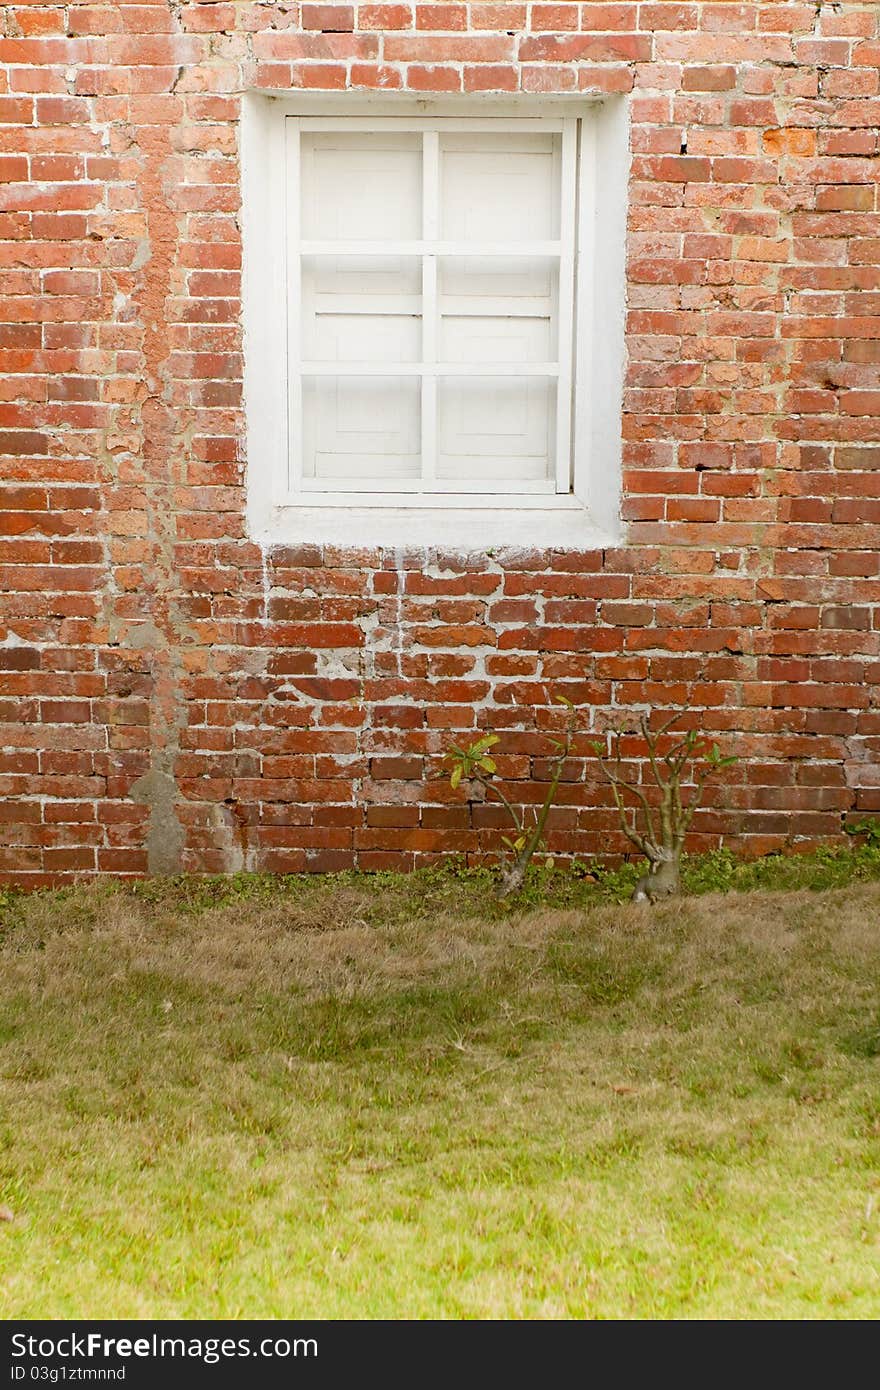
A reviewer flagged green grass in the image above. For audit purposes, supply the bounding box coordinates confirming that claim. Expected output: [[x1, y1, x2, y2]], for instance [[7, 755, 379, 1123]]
[[1, 851, 879, 1319]]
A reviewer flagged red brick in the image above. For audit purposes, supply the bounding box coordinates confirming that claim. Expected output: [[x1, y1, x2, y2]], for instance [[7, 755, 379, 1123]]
[[350, 64, 405, 88], [292, 63, 348, 89], [518, 33, 651, 62], [639, 5, 698, 30], [302, 5, 354, 30], [763, 127, 817, 157], [463, 64, 518, 91], [529, 5, 581, 31], [385, 34, 514, 59], [0, 431, 49, 456], [0, 0, 875, 880], [470, 4, 526, 27], [415, 4, 467, 29], [406, 64, 462, 90], [358, 5, 413, 29], [682, 66, 737, 91], [521, 64, 577, 91]]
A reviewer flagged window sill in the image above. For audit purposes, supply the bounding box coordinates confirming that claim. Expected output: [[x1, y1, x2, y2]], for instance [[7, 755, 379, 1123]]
[[251, 497, 618, 551]]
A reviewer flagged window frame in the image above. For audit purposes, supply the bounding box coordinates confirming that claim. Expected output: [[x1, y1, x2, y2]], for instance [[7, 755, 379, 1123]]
[[286, 115, 579, 505], [242, 93, 629, 550]]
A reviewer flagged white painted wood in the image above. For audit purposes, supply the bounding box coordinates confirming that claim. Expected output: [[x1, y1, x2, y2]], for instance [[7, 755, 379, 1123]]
[[307, 256, 422, 298], [285, 118, 303, 493], [442, 253, 555, 303], [421, 295, 438, 485], [300, 240, 562, 257], [299, 116, 566, 133], [300, 131, 422, 241], [305, 316, 422, 365], [440, 294, 552, 317], [295, 122, 565, 493], [573, 112, 596, 512], [421, 131, 439, 487], [271, 501, 614, 551], [575, 96, 628, 539], [311, 293, 422, 314], [292, 476, 556, 497], [303, 375, 421, 482], [439, 318, 551, 365], [438, 376, 553, 484], [441, 132, 560, 243], [242, 94, 630, 549], [310, 292, 556, 317], [300, 361, 559, 376], [554, 118, 577, 494]]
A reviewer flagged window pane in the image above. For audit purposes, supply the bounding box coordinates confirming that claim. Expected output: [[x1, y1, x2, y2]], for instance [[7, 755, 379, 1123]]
[[440, 133, 560, 242], [305, 255, 422, 299], [441, 316, 551, 365], [302, 376, 421, 484], [301, 133, 422, 241], [302, 255, 422, 364], [288, 123, 574, 499], [439, 256, 558, 366], [309, 315, 421, 364], [441, 256, 557, 302], [438, 376, 556, 485]]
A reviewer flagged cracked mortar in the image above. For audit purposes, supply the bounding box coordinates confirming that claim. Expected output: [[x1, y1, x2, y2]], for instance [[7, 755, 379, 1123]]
[[120, 104, 190, 873]]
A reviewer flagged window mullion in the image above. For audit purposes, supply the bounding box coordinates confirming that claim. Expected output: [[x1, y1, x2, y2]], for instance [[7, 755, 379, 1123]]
[[554, 118, 577, 494], [421, 130, 440, 490], [287, 120, 303, 494]]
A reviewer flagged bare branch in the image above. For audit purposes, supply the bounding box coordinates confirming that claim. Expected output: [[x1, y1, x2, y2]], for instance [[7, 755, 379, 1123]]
[[651, 711, 682, 743], [597, 758, 658, 848], [496, 711, 579, 897], [592, 715, 736, 899], [481, 779, 524, 836], [679, 764, 718, 835], [518, 729, 571, 866], [641, 713, 666, 793], [606, 776, 655, 858]]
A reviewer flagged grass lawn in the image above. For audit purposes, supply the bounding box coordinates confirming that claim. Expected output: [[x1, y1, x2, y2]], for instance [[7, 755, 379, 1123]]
[[0, 854, 879, 1319]]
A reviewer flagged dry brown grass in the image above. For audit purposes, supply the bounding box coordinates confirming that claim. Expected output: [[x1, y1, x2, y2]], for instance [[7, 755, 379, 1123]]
[[0, 876, 878, 1318]]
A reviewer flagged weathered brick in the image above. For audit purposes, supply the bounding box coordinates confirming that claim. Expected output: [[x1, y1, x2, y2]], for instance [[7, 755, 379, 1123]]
[[0, 0, 874, 882], [358, 6, 413, 29], [682, 65, 737, 91], [415, 4, 467, 30], [302, 5, 355, 31]]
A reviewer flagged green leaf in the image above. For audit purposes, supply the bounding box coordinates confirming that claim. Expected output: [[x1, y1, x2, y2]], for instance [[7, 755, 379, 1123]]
[[478, 757, 496, 773], [450, 765, 462, 791], [470, 734, 500, 756]]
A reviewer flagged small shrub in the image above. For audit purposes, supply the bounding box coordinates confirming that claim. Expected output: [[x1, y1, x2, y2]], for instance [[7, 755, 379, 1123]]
[[445, 699, 578, 899], [591, 715, 736, 904]]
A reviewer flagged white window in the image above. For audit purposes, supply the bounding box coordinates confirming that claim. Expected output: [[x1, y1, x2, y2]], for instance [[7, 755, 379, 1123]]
[[243, 97, 629, 549]]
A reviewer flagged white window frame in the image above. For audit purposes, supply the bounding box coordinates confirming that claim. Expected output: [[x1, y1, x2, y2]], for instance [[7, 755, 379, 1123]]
[[242, 94, 630, 550]]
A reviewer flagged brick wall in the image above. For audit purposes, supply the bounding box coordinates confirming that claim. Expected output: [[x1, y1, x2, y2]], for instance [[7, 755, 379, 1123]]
[[1, 1, 879, 883]]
